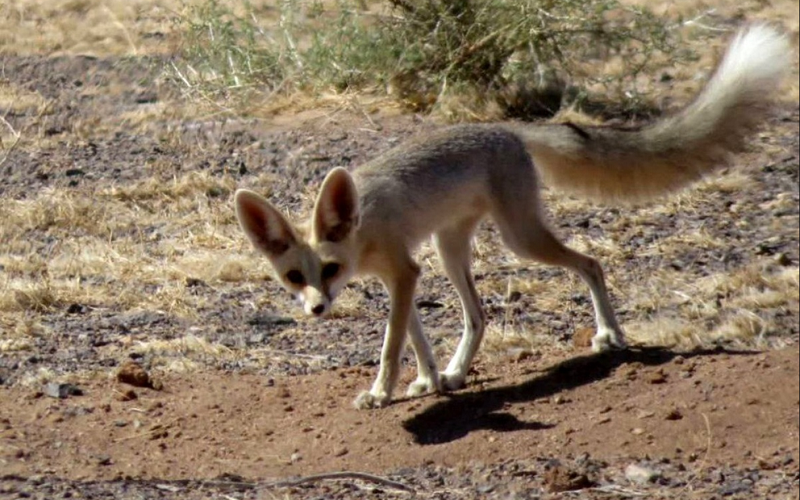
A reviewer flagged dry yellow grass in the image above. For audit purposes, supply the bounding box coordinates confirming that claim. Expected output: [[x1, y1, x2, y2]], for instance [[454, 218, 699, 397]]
[[0, 0, 797, 379], [0, 171, 257, 321], [0, 0, 187, 56]]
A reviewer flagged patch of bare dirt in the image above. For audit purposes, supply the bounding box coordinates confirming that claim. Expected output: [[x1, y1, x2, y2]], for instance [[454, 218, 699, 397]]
[[1, 347, 798, 498]]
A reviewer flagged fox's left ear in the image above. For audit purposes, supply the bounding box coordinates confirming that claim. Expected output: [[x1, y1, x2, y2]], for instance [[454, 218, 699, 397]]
[[312, 167, 360, 243]]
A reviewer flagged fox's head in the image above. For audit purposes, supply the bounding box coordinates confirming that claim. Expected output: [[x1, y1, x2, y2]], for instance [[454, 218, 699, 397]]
[[234, 167, 360, 317]]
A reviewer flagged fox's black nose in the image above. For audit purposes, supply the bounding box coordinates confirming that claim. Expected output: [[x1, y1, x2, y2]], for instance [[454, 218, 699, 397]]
[[311, 304, 326, 316]]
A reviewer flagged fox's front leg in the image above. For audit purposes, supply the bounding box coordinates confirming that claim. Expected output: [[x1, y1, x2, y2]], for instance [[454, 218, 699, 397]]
[[354, 261, 420, 409], [405, 307, 442, 398]]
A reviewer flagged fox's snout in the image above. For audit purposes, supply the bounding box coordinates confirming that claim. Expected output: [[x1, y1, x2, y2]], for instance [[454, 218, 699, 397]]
[[300, 288, 331, 318], [305, 301, 329, 317]]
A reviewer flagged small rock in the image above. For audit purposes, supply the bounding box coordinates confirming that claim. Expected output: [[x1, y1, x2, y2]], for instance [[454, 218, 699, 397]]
[[632, 428, 646, 435], [719, 482, 751, 496], [26, 475, 45, 486], [544, 464, 593, 492], [247, 333, 266, 345], [511, 348, 534, 362], [185, 277, 206, 288], [710, 470, 726, 484], [66, 303, 89, 315], [148, 424, 168, 440], [333, 447, 349, 457], [155, 484, 182, 493], [117, 361, 153, 389], [625, 463, 661, 485], [620, 363, 642, 381], [573, 327, 594, 349], [116, 389, 138, 402], [416, 300, 444, 309], [775, 253, 792, 266], [65, 168, 85, 177], [636, 410, 655, 420], [248, 315, 296, 327], [43, 383, 83, 399], [645, 369, 668, 384], [290, 452, 302, 463], [665, 408, 684, 421]]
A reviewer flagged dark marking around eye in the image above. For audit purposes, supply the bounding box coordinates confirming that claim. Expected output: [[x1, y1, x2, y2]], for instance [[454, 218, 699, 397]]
[[321, 263, 341, 280], [285, 270, 305, 286]]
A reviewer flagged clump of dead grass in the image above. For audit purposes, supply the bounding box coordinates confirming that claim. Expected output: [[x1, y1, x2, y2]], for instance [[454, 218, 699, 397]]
[[625, 261, 798, 350], [0, 0, 183, 56], [0, 170, 260, 329]]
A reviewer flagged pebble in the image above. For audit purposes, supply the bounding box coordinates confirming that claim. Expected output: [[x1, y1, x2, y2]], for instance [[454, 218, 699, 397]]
[[43, 383, 83, 399], [625, 463, 661, 485], [117, 361, 153, 389]]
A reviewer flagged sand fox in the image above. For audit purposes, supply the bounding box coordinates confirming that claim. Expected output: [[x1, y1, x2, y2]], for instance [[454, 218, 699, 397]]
[[234, 26, 790, 409]]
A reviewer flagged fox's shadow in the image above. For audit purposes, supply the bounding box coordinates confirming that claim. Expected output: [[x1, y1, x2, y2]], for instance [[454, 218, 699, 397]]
[[402, 347, 748, 445]]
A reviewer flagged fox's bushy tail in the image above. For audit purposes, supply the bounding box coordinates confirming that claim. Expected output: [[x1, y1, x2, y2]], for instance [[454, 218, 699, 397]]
[[517, 25, 791, 204]]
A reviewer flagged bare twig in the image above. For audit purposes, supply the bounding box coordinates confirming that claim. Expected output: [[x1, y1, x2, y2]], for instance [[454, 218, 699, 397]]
[[590, 484, 650, 497], [0, 115, 21, 164], [681, 412, 714, 493], [103, 5, 139, 55], [0, 100, 52, 169], [187, 472, 414, 494], [269, 471, 415, 493]]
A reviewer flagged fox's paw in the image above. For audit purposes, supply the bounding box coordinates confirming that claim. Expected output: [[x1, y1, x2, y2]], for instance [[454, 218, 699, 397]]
[[353, 390, 391, 410], [591, 328, 627, 353], [439, 371, 467, 392], [406, 374, 442, 398]]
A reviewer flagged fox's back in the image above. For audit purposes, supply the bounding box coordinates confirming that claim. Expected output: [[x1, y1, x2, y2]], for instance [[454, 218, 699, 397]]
[[351, 124, 537, 247]]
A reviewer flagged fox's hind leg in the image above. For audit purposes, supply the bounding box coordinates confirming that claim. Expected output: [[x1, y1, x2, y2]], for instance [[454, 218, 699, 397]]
[[491, 178, 626, 352], [433, 216, 487, 391]]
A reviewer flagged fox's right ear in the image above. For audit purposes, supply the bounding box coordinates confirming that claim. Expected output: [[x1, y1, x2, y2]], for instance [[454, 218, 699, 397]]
[[234, 189, 297, 257]]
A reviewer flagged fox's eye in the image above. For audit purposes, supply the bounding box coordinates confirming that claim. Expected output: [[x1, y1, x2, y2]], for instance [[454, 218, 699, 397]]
[[321, 263, 341, 280], [285, 270, 305, 286]]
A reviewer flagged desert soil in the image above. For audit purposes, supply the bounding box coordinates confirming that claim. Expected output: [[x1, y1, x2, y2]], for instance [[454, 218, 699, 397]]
[[1, 9, 799, 500]]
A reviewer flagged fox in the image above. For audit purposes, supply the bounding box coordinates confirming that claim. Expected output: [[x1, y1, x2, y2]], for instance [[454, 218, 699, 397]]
[[234, 25, 790, 409]]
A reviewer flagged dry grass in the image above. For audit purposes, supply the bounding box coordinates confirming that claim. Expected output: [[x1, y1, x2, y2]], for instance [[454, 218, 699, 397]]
[[0, 171, 258, 322], [0, 0, 797, 379], [0, 0, 187, 56], [623, 262, 798, 349]]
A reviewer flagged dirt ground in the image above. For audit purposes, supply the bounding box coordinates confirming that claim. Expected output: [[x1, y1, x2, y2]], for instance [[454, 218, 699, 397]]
[[1, 345, 799, 499], [1, 2, 799, 499]]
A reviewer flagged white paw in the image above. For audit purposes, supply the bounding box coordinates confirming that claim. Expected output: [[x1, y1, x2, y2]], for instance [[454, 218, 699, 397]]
[[353, 390, 391, 410], [591, 328, 628, 353], [439, 371, 467, 392], [406, 374, 442, 398]]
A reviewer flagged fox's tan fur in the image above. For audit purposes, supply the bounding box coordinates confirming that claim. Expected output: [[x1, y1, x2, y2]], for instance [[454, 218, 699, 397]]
[[235, 26, 790, 409]]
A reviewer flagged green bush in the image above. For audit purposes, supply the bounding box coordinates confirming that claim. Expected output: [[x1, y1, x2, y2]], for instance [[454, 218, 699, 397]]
[[169, 0, 700, 119]]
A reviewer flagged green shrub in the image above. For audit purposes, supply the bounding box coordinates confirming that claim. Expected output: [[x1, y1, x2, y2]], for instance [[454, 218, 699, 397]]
[[169, 0, 701, 119]]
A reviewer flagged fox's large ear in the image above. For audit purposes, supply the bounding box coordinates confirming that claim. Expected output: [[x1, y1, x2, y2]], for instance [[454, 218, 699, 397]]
[[234, 189, 297, 257], [312, 167, 360, 243]]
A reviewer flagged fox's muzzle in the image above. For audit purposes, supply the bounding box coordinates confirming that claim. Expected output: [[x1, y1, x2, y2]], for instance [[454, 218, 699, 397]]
[[300, 288, 331, 317]]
